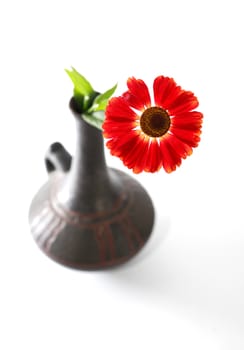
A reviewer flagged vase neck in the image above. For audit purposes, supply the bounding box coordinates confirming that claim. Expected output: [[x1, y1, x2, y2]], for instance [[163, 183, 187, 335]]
[[71, 112, 107, 177], [68, 98, 109, 190], [57, 98, 117, 212]]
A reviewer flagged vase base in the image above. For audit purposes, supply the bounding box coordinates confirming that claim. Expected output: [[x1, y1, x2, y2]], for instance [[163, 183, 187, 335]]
[[29, 168, 154, 270]]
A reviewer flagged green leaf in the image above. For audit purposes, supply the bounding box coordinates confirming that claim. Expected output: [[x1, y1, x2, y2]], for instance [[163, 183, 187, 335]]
[[65, 67, 94, 96], [82, 111, 105, 130], [89, 83, 117, 112]]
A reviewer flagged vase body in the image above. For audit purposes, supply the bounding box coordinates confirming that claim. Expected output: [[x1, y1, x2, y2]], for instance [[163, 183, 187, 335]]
[[29, 98, 154, 269]]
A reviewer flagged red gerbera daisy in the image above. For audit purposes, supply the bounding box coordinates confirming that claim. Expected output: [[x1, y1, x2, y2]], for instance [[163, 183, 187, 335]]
[[103, 76, 203, 173]]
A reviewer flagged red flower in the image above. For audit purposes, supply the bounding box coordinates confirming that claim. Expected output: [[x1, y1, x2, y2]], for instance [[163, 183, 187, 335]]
[[103, 76, 203, 173]]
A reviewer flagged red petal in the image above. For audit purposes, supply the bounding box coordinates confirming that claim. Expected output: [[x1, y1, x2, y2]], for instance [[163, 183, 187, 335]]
[[171, 111, 203, 131], [105, 96, 137, 121], [170, 126, 201, 147], [153, 76, 183, 110], [123, 135, 149, 173], [103, 119, 136, 138], [166, 134, 193, 159], [168, 91, 199, 115], [160, 136, 182, 173], [103, 126, 134, 138], [106, 131, 139, 158], [126, 77, 151, 110], [144, 139, 163, 173], [122, 91, 145, 111]]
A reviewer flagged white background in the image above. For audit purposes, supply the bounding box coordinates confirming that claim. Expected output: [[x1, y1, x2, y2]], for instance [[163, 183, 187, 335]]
[[0, 0, 244, 349]]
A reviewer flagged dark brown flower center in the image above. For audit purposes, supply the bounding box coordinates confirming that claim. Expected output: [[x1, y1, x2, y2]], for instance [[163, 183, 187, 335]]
[[140, 107, 171, 137]]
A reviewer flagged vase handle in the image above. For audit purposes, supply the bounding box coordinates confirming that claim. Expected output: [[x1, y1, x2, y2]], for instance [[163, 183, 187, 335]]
[[45, 142, 72, 174]]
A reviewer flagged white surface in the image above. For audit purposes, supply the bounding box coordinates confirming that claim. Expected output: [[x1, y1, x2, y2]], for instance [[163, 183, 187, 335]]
[[0, 0, 244, 349]]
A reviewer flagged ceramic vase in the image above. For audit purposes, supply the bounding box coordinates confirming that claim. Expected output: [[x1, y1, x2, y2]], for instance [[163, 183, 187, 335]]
[[29, 97, 155, 269]]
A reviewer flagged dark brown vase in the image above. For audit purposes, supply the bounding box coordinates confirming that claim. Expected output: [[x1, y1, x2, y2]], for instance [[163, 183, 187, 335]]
[[29, 98, 155, 270]]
